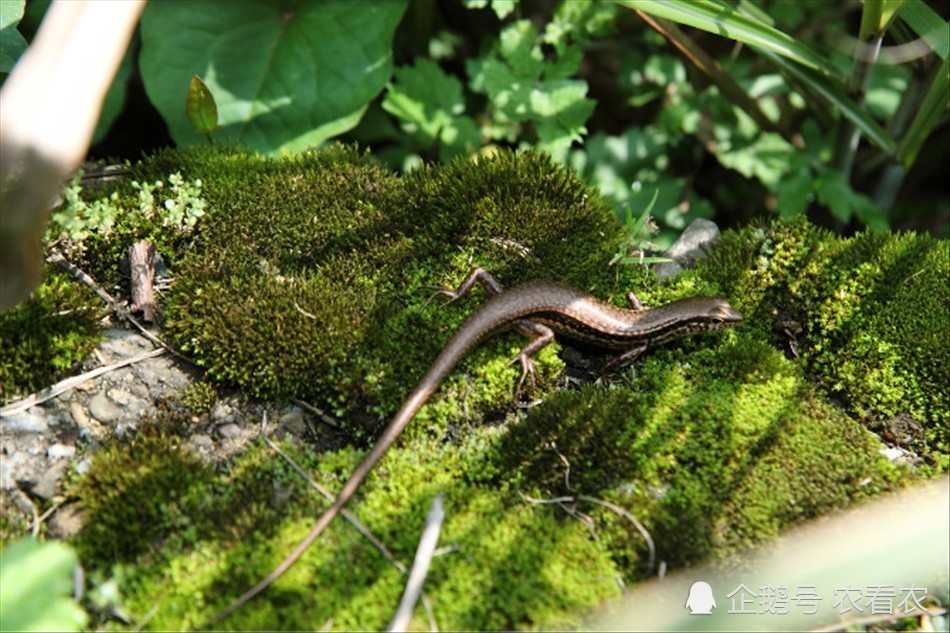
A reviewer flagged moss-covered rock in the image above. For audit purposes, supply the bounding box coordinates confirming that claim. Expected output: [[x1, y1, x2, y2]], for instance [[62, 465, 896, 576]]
[[708, 217, 949, 470], [43, 144, 945, 630]]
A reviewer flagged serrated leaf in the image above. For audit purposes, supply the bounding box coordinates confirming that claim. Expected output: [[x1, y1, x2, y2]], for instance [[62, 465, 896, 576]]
[[186, 75, 219, 135], [499, 20, 543, 79], [381, 59, 479, 159], [139, 0, 407, 155]]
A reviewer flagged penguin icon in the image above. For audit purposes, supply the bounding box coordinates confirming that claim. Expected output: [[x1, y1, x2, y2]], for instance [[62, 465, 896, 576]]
[[686, 581, 716, 615]]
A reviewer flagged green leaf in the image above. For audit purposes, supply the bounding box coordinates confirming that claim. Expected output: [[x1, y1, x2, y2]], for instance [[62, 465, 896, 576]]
[[500, 20, 544, 79], [900, 0, 948, 61], [623, 0, 833, 74], [859, 0, 907, 40], [900, 56, 949, 168], [381, 59, 480, 160], [775, 167, 814, 218], [0, 0, 27, 73], [139, 0, 407, 155], [0, 538, 88, 632], [186, 74, 219, 135]]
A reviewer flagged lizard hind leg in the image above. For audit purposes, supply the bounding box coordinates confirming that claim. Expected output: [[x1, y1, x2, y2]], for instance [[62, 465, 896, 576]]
[[508, 318, 556, 400]]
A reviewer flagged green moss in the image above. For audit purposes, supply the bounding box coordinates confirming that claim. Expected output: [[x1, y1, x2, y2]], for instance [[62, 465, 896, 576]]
[[155, 146, 624, 430], [0, 270, 104, 403], [705, 217, 949, 469], [175, 381, 218, 417], [70, 424, 212, 568], [56, 146, 945, 630]]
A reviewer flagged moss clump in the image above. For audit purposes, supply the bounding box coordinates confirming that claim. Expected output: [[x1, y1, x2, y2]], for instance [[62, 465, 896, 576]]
[[70, 425, 212, 568], [158, 145, 624, 429], [707, 217, 949, 470], [0, 270, 104, 404]]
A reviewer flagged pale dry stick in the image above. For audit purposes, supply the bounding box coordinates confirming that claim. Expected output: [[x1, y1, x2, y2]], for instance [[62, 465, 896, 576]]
[[388, 494, 445, 633], [257, 415, 439, 632], [0, 347, 165, 417], [0, 0, 145, 310], [34, 497, 69, 534], [292, 398, 341, 429]]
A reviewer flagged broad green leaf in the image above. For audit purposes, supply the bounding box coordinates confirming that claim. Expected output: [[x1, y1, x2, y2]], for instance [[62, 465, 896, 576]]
[[0, 538, 87, 632], [775, 168, 814, 217], [622, 0, 833, 74], [499, 20, 544, 79], [139, 1, 407, 155], [0, 0, 27, 73], [186, 75, 219, 135]]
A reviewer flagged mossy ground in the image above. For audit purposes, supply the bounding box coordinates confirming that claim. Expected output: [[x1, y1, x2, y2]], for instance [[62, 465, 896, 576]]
[[7, 145, 946, 629]]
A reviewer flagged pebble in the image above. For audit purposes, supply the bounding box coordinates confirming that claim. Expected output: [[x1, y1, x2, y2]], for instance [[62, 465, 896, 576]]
[[217, 423, 242, 439], [47, 443, 76, 460], [87, 392, 122, 423]]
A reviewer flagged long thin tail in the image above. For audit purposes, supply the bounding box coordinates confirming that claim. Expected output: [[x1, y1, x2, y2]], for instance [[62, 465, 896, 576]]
[[206, 342, 467, 626]]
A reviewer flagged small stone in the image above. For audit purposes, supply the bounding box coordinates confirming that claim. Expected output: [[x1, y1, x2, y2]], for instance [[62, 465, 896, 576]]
[[212, 401, 234, 423], [0, 411, 49, 434], [70, 401, 91, 427], [47, 503, 85, 540], [279, 406, 307, 437], [217, 423, 241, 439], [130, 383, 150, 399], [654, 218, 722, 281], [47, 443, 76, 460], [88, 392, 122, 423], [107, 388, 135, 406], [32, 460, 69, 499], [74, 458, 93, 476], [188, 434, 214, 455]]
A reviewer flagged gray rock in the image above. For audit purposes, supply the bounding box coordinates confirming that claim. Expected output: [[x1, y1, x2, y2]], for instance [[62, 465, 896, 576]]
[[217, 423, 241, 439], [32, 459, 68, 499], [70, 401, 91, 427], [279, 406, 307, 437], [212, 401, 234, 424], [0, 411, 50, 435], [47, 503, 85, 540], [107, 388, 135, 406], [654, 219, 722, 281], [88, 392, 122, 423], [188, 434, 214, 456]]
